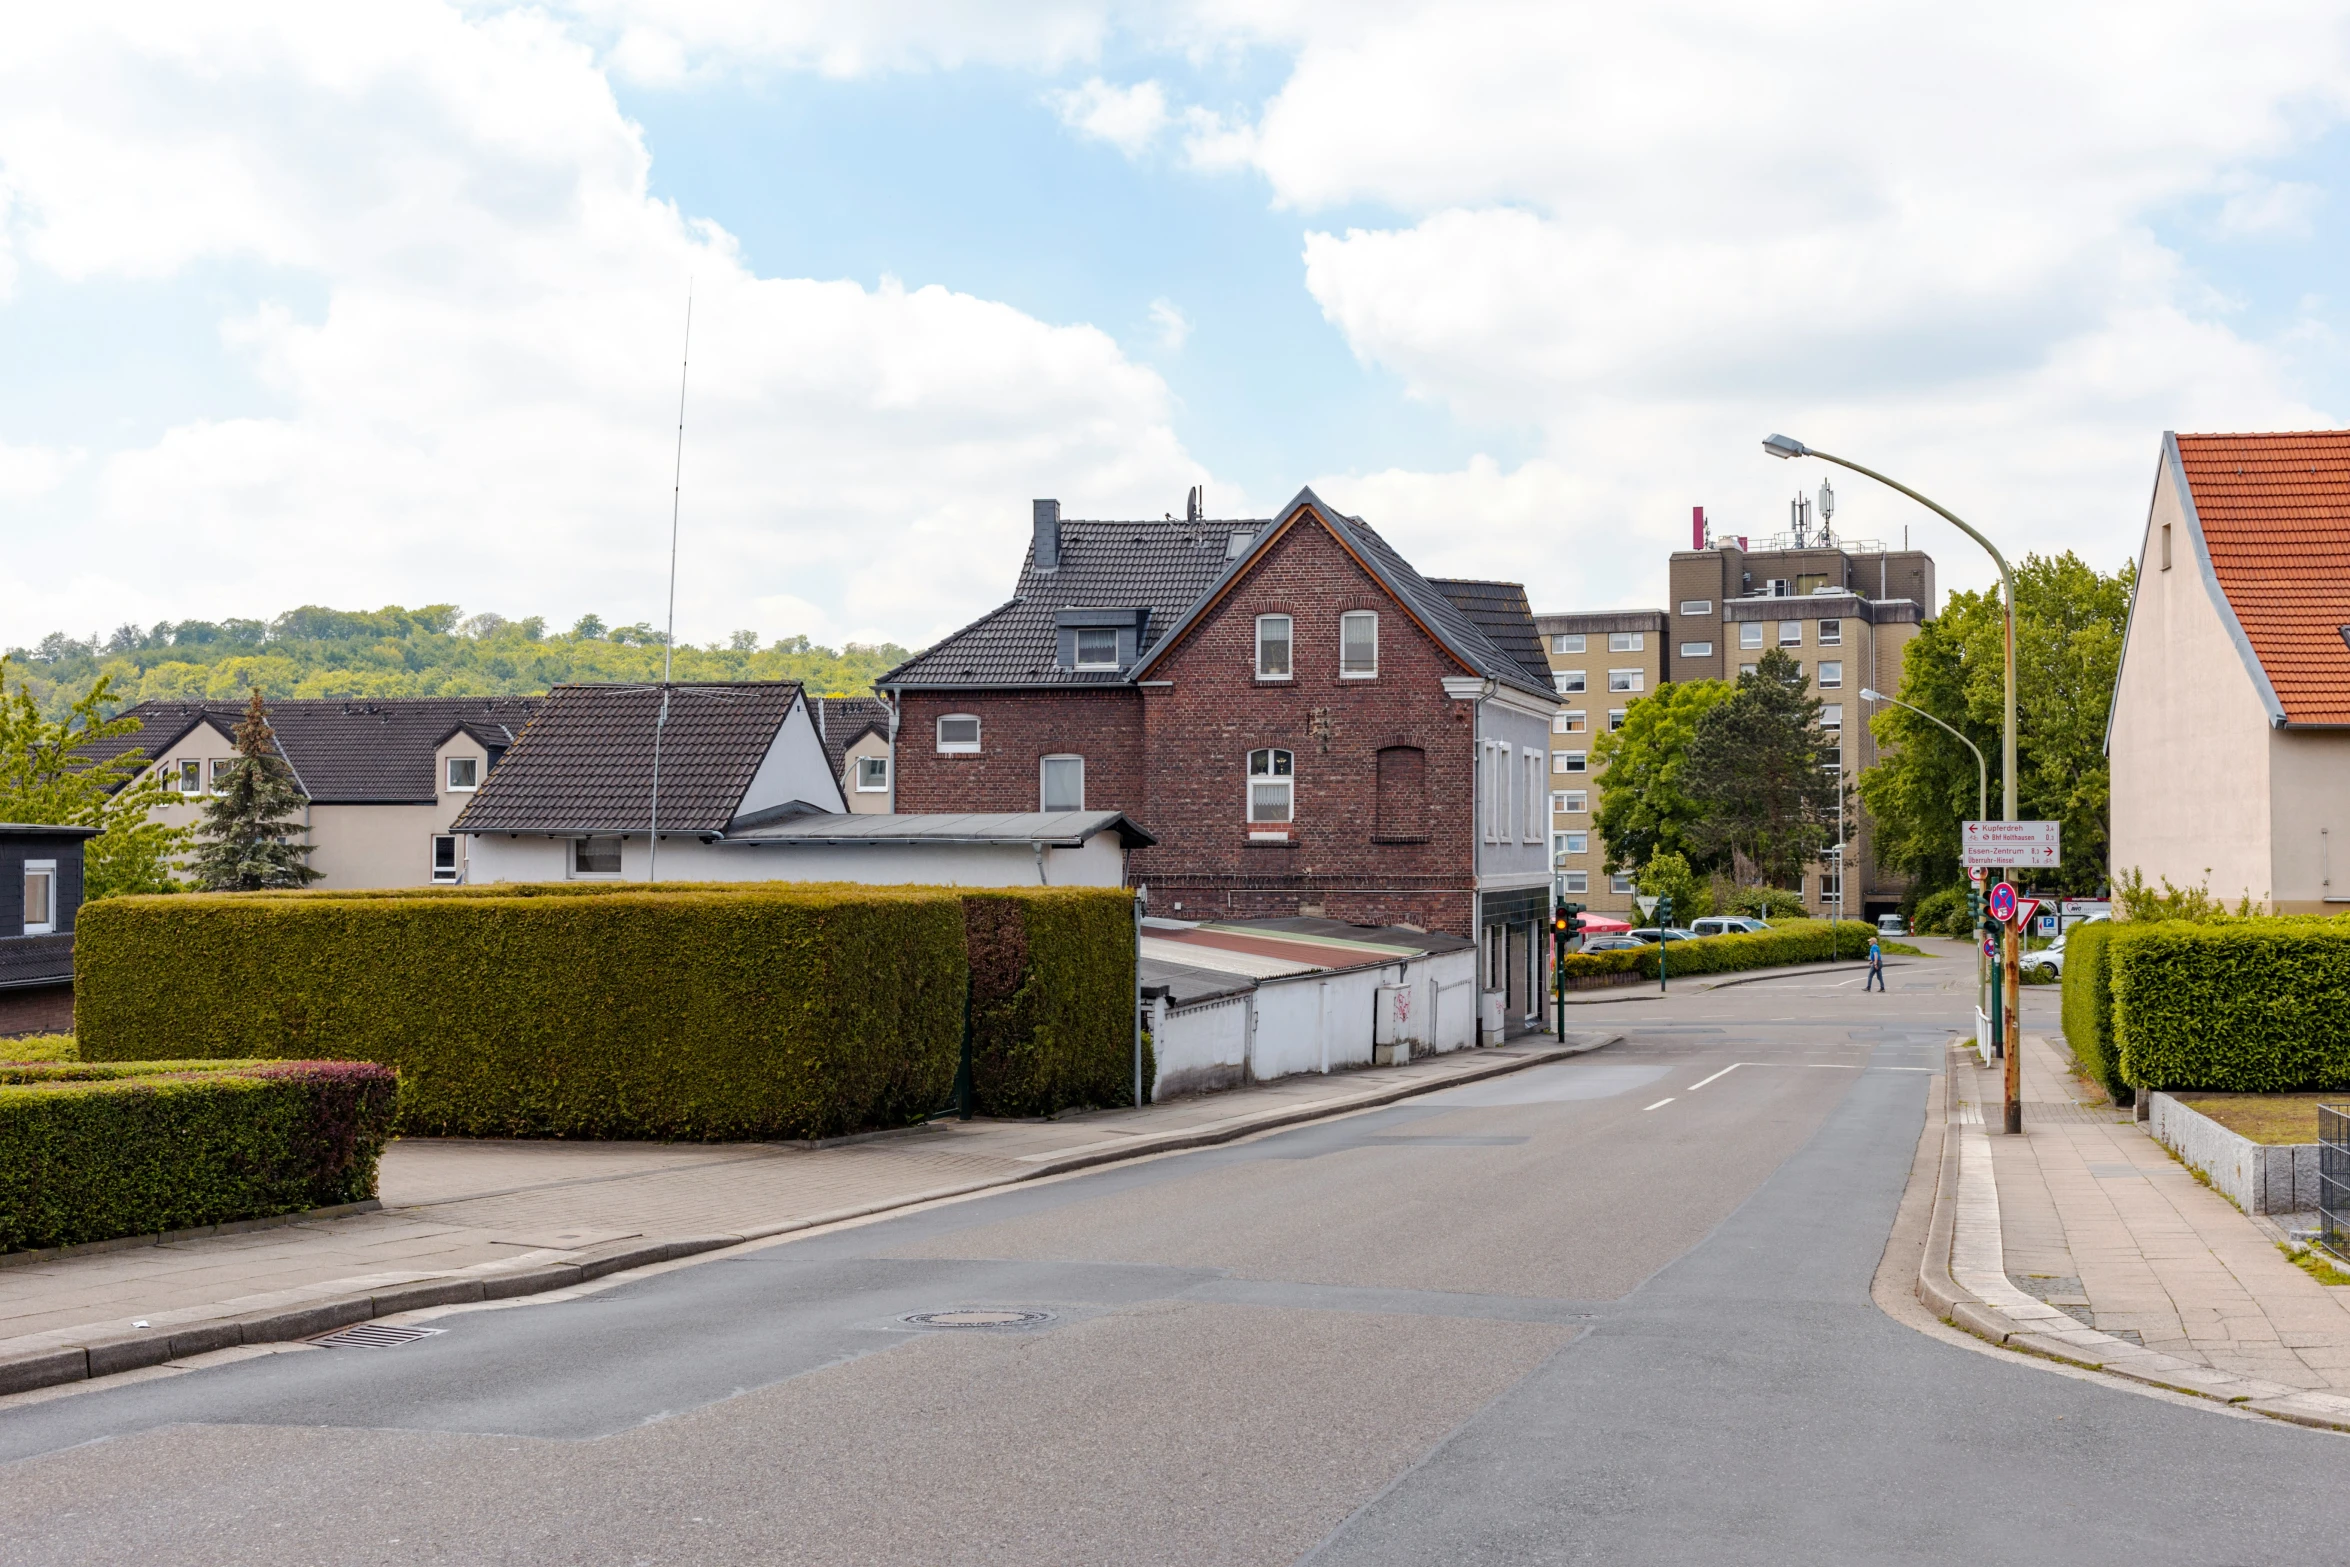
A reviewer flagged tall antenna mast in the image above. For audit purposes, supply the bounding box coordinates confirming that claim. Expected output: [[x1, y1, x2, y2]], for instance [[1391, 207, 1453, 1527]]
[[648, 285, 692, 884]]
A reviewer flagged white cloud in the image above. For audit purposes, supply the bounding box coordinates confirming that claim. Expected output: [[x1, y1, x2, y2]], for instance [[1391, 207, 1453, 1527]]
[[0, 4, 1205, 649], [0, 443, 81, 497], [561, 0, 1121, 82], [2216, 180, 2323, 239], [1046, 76, 1171, 155], [1148, 297, 1190, 350]]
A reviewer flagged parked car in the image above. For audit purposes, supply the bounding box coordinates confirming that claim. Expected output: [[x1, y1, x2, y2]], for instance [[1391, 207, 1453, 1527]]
[[1578, 934, 1647, 953], [1689, 916, 1769, 937], [1876, 914, 1907, 937], [2020, 913, 2108, 978], [1628, 927, 1700, 944]]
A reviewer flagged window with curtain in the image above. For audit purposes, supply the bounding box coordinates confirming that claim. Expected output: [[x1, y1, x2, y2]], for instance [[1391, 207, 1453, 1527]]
[[1247, 748, 1294, 822], [1040, 755, 1085, 811]]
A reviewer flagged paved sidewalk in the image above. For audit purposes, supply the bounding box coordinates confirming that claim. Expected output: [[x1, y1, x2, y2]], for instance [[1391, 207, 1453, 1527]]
[[1927, 1031, 2350, 1428], [1, 1037, 1598, 1394]]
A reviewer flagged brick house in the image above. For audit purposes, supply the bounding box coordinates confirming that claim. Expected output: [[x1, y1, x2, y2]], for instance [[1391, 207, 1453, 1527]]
[[882, 488, 1560, 1026]]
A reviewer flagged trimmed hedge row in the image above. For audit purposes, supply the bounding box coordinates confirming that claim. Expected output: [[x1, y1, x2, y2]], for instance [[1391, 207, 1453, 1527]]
[[2058, 921, 2125, 1102], [1558, 919, 1883, 983], [2107, 919, 2350, 1093], [75, 881, 1138, 1139], [1, 1060, 397, 1254]]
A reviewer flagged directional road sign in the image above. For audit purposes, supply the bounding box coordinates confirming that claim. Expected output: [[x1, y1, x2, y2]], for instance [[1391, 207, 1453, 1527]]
[[1988, 881, 2018, 924], [1964, 820, 2061, 870]]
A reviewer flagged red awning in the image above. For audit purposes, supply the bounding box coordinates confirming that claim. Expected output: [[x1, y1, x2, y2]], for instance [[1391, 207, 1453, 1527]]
[[1576, 914, 1632, 934]]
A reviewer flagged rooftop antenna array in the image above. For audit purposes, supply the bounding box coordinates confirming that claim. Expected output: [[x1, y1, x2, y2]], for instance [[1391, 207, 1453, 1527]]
[[648, 286, 692, 883]]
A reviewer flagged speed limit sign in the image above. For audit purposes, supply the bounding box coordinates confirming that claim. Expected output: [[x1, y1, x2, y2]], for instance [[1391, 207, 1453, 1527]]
[[1988, 881, 2018, 924]]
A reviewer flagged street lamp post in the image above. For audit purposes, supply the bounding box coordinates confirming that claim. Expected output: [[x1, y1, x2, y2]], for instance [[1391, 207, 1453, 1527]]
[[1862, 687, 1992, 1052], [1766, 435, 2023, 1134]]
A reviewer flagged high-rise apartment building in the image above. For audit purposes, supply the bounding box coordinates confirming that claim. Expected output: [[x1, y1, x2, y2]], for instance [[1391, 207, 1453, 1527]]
[[1535, 610, 1666, 918]]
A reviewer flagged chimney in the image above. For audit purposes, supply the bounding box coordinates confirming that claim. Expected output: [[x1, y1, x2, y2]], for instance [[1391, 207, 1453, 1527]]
[[1691, 506, 1708, 550], [1033, 499, 1061, 572]]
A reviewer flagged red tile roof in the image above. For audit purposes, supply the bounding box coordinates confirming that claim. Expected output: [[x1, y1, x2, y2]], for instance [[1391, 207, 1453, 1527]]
[[2175, 430, 2350, 725]]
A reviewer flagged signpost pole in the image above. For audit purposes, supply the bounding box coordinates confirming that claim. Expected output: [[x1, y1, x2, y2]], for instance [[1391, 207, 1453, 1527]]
[[2003, 906, 2023, 1134]]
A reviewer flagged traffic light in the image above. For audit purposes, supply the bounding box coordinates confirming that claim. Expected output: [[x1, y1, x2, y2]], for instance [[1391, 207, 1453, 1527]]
[[1551, 902, 1586, 943], [1966, 884, 1983, 931], [1656, 894, 1674, 928]]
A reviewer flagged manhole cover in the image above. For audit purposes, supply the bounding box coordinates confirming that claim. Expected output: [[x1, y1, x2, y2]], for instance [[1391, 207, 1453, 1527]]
[[901, 1309, 1052, 1329], [313, 1323, 445, 1349]]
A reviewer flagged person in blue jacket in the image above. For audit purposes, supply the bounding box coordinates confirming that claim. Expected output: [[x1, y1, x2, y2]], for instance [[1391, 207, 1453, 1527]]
[[1865, 933, 1885, 992]]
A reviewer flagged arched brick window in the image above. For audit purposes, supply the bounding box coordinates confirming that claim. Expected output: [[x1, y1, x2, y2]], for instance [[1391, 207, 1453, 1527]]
[[1374, 745, 1428, 843]]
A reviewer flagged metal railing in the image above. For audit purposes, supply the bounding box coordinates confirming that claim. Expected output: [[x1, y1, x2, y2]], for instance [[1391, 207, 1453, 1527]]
[[2321, 1104, 2350, 1258]]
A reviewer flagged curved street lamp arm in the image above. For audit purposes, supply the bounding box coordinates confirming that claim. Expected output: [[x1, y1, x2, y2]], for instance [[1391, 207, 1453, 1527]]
[[1797, 448, 2014, 588], [1868, 691, 1988, 825]]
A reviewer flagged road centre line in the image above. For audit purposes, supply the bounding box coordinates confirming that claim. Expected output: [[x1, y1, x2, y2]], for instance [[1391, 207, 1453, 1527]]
[[1687, 1063, 1756, 1091], [1642, 1098, 1676, 1111]]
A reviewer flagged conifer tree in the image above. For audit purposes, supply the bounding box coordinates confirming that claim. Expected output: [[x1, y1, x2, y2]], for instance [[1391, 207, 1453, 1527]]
[[189, 689, 321, 890]]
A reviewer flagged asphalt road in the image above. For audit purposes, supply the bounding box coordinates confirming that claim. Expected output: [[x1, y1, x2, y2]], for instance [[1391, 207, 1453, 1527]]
[[2, 951, 2341, 1564]]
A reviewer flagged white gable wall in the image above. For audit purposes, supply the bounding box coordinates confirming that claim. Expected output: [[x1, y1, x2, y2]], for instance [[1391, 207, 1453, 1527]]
[[733, 694, 846, 821], [2109, 456, 2275, 906]]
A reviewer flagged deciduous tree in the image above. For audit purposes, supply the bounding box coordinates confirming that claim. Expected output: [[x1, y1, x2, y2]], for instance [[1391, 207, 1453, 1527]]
[[1591, 678, 1735, 876], [0, 657, 186, 898]]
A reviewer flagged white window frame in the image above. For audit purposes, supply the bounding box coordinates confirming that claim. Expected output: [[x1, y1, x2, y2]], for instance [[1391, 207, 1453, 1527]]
[[1818, 619, 1843, 646], [1564, 830, 1589, 855], [571, 835, 624, 880], [1779, 620, 1803, 647], [1738, 623, 1764, 650], [1555, 669, 1587, 695], [209, 758, 233, 795], [1679, 642, 1713, 658], [1561, 790, 1588, 814], [1610, 872, 1636, 895], [1255, 614, 1294, 681], [446, 756, 479, 792], [1551, 790, 1570, 815], [1339, 611, 1379, 678], [1739, 663, 1759, 678], [1557, 750, 1587, 774], [1607, 669, 1643, 693], [1608, 709, 1628, 731], [1678, 599, 1713, 617], [1072, 627, 1121, 671], [22, 859, 56, 935], [1551, 633, 1586, 654], [175, 759, 201, 794], [1524, 750, 1543, 840], [1039, 753, 1085, 812], [854, 755, 890, 793], [1608, 631, 1644, 653], [1562, 870, 1589, 894], [1555, 710, 1586, 734], [1247, 747, 1294, 825], [936, 714, 982, 754], [1817, 660, 1843, 689], [1821, 703, 1843, 729], [430, 834, 461, 883]]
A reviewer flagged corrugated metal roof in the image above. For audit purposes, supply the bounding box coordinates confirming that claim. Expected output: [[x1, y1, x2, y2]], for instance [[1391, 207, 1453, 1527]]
[[2174, 430, 2350, 725], [449, 683, 801, 834]]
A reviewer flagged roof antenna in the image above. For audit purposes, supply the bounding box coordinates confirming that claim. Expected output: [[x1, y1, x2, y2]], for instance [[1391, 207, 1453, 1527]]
[[649, 284, 692, 884]]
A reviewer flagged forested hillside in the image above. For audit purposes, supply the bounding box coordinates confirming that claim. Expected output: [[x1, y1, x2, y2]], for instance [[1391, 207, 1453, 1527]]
[[2, 606, 913, 719]]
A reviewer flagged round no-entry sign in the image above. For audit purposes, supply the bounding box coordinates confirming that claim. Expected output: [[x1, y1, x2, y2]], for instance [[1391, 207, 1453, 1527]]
[[1988, 881, 2018, 923]]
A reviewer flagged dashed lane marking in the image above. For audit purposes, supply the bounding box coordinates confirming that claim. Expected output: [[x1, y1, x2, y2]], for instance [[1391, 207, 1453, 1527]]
[[1642, 1098, 1676, 1111]]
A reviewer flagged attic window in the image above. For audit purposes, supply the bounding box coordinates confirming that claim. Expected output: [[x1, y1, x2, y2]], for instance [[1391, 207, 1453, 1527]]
[[1073, 628, 1119, 670], [1227, 532, 1253, 559], [446, 757, 479, 791]]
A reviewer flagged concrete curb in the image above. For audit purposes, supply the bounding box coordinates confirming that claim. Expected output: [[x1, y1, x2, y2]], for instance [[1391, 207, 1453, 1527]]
[[0, 1200, 385, 1274], [0, 1037, 1613, 1400], [1913, 1042, 2350, 1435]]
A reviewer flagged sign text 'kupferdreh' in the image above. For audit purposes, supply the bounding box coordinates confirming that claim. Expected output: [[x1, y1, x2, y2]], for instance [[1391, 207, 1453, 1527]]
[[1964, 820, 2060, 870]]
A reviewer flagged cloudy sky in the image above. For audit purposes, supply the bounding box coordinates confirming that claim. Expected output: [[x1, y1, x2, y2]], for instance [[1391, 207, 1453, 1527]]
[[4, 2, 2347, 651]]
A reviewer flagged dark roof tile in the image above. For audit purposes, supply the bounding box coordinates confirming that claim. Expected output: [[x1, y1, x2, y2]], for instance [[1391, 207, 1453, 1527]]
[[76, 698, 540, 803]]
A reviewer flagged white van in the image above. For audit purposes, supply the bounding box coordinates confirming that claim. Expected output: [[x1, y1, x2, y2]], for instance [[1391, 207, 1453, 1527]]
[[1689, 916, 1770, 937]]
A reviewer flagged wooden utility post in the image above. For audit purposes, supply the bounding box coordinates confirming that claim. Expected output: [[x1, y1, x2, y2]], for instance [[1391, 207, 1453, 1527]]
[[2003, 910, 2023, 1134]]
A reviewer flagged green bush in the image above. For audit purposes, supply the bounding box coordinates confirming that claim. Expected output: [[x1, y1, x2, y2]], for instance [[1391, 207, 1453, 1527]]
[[1561, 919, 1882, 983], [2110, 919, 2350, 1093], [1, 1060, 397, 1253], [0, 1034, 78, 1063], [1910, 887, 1967, 938], [1721, 886, 1811, 922], [75, 881, 1139, 1139], [962, 889, 1144, 1116]]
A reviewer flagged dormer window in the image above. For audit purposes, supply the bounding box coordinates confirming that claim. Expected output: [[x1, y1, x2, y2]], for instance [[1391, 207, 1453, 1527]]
[[1073, 628, 1120, 670], [446, 756, 479, 791]]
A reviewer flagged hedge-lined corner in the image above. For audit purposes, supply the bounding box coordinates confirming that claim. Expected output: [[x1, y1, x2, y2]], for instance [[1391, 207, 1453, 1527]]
[[1556, 919, 1886, 985], [2059, 922, 2126, 1103], [2110, 919, 2350, 1094], [74, 881, 1143, 1138], [961, 888, 1145, 1116], [0, 1060, 396, 1254]]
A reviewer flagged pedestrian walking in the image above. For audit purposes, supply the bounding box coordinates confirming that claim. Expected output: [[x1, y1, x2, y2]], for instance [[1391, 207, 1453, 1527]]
[[1865, 933, 1885, 992]]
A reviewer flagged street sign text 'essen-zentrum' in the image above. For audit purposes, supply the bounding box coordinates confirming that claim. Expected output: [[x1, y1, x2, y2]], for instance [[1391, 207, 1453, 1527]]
[[1964, 819, 2060, 870]]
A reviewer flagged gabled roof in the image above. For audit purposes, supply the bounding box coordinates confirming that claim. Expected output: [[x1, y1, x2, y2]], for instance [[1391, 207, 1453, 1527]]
[[74, 698, 540, 804], [1428, 579, 1554, 690], [812, 695, 891, 779], [2170, 430, 2350, 726], [450, 683, 809, 835], [882, 520, 1255, 688], [1134, 489, 1559, 701]]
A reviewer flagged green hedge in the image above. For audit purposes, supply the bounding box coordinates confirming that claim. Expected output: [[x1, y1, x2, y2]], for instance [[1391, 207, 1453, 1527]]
[[963, 889, 1146, 1115], [1, 1060, 397, 1253], [1559, 919, 1882, 983], [75, 881, 1138, 1139], [2109, 919, 2350, 1093]]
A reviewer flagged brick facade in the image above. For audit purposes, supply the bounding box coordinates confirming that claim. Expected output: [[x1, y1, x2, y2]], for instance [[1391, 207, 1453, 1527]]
[[891, 517, 1486, 936]]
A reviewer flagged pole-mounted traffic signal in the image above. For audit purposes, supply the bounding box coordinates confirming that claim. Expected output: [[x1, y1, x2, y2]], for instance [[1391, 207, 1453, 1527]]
[[1551, 902, 1585, 1039]]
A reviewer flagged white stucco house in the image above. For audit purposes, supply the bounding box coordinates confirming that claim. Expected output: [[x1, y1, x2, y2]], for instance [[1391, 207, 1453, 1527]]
[[2108, 430, 2350, 912]]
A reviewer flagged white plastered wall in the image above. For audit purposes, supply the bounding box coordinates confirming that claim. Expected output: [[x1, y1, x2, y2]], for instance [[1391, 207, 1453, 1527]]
[[735, 695, 848, 820], [461, 831, 1128, 887], [2267, 729, 2350, 912], [2108, 457, 2275, 906]]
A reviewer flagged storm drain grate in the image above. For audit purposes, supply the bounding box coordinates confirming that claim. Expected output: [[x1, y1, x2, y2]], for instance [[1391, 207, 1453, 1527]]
[[313, 1323, 446, 1349], [901, 1309, 1052, 1330]]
